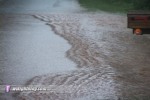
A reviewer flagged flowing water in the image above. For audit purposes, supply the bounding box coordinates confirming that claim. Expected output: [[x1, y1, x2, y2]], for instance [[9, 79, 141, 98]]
[[0, 0, 83, 85], [0, 0, 150, 100], [0, 0, 83, 99]]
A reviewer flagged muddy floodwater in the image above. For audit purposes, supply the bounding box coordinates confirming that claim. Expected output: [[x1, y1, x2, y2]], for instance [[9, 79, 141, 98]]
[[0, 0, 150, 100]]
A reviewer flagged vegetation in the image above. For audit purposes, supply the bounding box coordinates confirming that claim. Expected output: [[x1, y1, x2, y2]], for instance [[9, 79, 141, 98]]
[[134, 0, 150, 10], [78, 0, 150, 13]]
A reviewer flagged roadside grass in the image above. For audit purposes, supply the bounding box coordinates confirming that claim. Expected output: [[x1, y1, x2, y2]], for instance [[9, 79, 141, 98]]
[[78, 0, 134, 13]]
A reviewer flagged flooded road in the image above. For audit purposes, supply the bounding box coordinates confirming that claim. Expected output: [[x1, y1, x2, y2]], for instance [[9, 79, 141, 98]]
[[0, 0, 150, 100], [0, 0, 83, 85]]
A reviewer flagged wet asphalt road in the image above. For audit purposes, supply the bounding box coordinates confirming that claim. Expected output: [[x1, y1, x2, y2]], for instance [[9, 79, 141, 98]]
[[0, 0, 81, 85], [0, 0, 82, 13], [0, 0, 81, 99]]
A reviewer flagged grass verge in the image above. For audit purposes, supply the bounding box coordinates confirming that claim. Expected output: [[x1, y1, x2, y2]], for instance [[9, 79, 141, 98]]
[[78, 0, 134, 13]]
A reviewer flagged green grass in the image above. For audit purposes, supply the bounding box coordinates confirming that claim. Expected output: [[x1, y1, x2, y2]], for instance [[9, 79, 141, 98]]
[[78, 0, 134, 13]]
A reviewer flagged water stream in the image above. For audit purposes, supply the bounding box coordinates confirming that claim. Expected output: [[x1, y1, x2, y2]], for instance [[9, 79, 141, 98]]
[[0, 0, 83, 99]]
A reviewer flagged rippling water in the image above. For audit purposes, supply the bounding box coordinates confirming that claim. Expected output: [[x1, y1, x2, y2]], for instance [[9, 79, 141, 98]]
[[0, 0, 83, 85], [0, 0, 83, 99], [1, 0, 150, 100]]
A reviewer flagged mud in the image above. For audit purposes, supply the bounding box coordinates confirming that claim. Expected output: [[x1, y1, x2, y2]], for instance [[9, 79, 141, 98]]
[[13, 12, 150, 100]]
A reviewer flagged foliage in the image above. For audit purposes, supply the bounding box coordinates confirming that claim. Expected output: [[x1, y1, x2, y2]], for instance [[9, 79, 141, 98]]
[[78, 0, 150, 12], [134, 0, 150, 10]]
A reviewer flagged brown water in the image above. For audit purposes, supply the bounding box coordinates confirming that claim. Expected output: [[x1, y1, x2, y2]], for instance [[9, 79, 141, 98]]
[[0, 0, 150, 100], [18, 13, 149, 100]]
